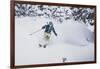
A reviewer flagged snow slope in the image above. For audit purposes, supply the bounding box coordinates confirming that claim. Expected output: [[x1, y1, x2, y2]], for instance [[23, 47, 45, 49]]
[[15, 16, 94, 65]]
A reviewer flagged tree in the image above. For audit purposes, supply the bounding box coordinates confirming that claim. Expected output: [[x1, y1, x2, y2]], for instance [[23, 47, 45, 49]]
[[70, 7, 95, 26]]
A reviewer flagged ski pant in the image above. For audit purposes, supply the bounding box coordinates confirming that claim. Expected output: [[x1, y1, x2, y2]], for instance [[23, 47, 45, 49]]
[[43, 32, 51, 45]]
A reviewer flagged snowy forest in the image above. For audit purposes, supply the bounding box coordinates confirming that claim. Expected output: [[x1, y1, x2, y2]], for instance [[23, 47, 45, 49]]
[[15, 3, 95, 27]]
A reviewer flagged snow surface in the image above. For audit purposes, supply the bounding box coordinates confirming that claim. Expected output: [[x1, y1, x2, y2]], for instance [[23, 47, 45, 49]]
[[15, 16, 94, 65]]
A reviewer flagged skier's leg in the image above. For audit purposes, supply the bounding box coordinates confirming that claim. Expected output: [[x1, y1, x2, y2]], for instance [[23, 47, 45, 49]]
[[38, 32, 50, 48], [43, 32, 51, 48]]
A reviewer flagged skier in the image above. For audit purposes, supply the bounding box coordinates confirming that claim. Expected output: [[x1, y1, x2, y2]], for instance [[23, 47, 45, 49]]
[[39, 21, 57, 48]]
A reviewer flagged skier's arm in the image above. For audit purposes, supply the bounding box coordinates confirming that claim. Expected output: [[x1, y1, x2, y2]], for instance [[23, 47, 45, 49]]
[[52, 27, 57, 36], [42, 25, 46, 29]]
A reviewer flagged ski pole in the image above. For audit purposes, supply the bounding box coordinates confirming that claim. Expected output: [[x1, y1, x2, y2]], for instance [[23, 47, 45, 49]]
[[30, 29, 42, 35]]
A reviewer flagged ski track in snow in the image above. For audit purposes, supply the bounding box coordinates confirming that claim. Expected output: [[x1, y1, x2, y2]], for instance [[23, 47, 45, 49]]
[[15, 16, 94, 65]]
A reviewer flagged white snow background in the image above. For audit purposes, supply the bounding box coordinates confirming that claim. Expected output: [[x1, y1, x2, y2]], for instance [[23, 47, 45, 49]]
[[15, 6, 94, 65]]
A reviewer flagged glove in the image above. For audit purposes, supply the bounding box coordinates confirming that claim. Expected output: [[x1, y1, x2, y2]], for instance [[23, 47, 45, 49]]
[[55, 34, 57, 36]]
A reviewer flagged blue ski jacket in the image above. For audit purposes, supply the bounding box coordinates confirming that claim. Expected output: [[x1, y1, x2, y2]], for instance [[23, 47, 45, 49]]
[[42, 24, 57, 36]]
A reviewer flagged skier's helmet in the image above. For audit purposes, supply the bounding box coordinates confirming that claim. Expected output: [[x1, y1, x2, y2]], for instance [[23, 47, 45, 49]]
[[49, 21, 53, 26]]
